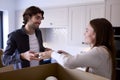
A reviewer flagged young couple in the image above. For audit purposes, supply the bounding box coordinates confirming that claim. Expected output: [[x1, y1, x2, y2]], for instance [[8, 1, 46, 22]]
[[2, 6, 116, 80]]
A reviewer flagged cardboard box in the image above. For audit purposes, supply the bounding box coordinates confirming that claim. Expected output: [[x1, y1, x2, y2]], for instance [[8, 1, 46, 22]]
[[0, 65, 14, 73], [0, 63, 109, 80]]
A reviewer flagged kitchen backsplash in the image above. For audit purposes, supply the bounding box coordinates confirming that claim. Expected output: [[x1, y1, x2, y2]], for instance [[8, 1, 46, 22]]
[[41, 28, 90, 55]]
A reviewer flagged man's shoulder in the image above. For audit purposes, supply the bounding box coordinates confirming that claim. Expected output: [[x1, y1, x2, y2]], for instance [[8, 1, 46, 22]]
[[8, 29, 24, 36]]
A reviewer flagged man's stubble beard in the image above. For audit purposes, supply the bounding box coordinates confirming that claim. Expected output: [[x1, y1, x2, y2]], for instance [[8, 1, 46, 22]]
[[31, 24, 39, 30]]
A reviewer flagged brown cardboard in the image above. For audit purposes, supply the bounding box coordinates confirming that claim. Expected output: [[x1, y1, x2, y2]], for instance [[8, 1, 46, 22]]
[[0, 49, 4, 67], [0, 63, 109, 80], [0, 65, 14, 73]]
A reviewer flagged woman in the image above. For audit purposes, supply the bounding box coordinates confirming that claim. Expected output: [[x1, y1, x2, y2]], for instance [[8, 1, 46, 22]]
[[39, 18, 116, 80]]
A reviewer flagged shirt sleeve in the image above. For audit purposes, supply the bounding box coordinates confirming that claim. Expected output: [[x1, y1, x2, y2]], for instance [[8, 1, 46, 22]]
[[51, 47, 109, 69], [2, 33, 21, 66]]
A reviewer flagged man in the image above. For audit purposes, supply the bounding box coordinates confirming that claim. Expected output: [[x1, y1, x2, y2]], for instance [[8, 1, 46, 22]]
[[2, 6, 51, 69]]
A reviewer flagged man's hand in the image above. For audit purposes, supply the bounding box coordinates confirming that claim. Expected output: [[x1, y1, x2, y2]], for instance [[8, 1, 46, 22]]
[[38, 50, 53, 59], [20, 51, 39, 61]]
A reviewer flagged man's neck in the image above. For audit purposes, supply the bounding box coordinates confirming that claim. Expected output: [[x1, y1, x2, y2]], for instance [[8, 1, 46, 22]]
[[25, 25, 35, 35]]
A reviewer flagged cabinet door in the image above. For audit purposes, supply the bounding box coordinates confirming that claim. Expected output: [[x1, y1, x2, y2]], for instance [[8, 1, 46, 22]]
[[105, 0, 120, 26], [68, 4, 105, 46], [87, 4, 105, 21], [68, 6, 87, 46], [40, 8, 68, 28]]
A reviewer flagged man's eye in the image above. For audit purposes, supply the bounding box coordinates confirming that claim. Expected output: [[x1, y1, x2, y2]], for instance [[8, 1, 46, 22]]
[[36, 17, 43, 20]]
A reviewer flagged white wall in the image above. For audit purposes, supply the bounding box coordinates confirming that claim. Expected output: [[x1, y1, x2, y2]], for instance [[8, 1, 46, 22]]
[[0, 0, 16, 49]]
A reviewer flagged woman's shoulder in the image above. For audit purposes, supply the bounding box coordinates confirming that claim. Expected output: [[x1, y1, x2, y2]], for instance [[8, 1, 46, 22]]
[[93, 46, 108, 51], [91, 46, 110, 56]]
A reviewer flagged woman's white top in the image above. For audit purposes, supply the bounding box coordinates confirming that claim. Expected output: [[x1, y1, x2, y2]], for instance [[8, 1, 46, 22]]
[[51, 46, 112, 79]]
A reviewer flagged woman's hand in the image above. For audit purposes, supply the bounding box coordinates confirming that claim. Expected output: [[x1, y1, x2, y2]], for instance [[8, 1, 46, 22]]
[[57, 50, 69, 54], [45, 48, 52, 51]]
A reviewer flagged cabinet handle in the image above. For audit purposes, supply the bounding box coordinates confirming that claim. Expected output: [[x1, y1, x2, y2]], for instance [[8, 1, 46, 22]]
[[50, 23, 53, 25], [82, 42, 88, 45]]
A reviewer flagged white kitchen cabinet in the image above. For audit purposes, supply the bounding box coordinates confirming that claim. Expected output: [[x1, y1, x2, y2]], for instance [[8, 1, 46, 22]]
[[40, 7, 69, 28], [68, 6, 87, 46], [68, 3, 105, 46], [105, 0, 120, 26], [87, 4, 105, 21], [15, 8, 69, 29]]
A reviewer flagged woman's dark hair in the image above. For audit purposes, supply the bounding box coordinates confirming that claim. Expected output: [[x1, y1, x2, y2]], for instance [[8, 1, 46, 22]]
[[90, 18, 116, 80], [23, 6, 44, 25]]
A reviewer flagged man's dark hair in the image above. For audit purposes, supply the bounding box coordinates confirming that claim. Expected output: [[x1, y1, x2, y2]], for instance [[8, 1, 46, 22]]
[[23, 6, 44, 25]]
